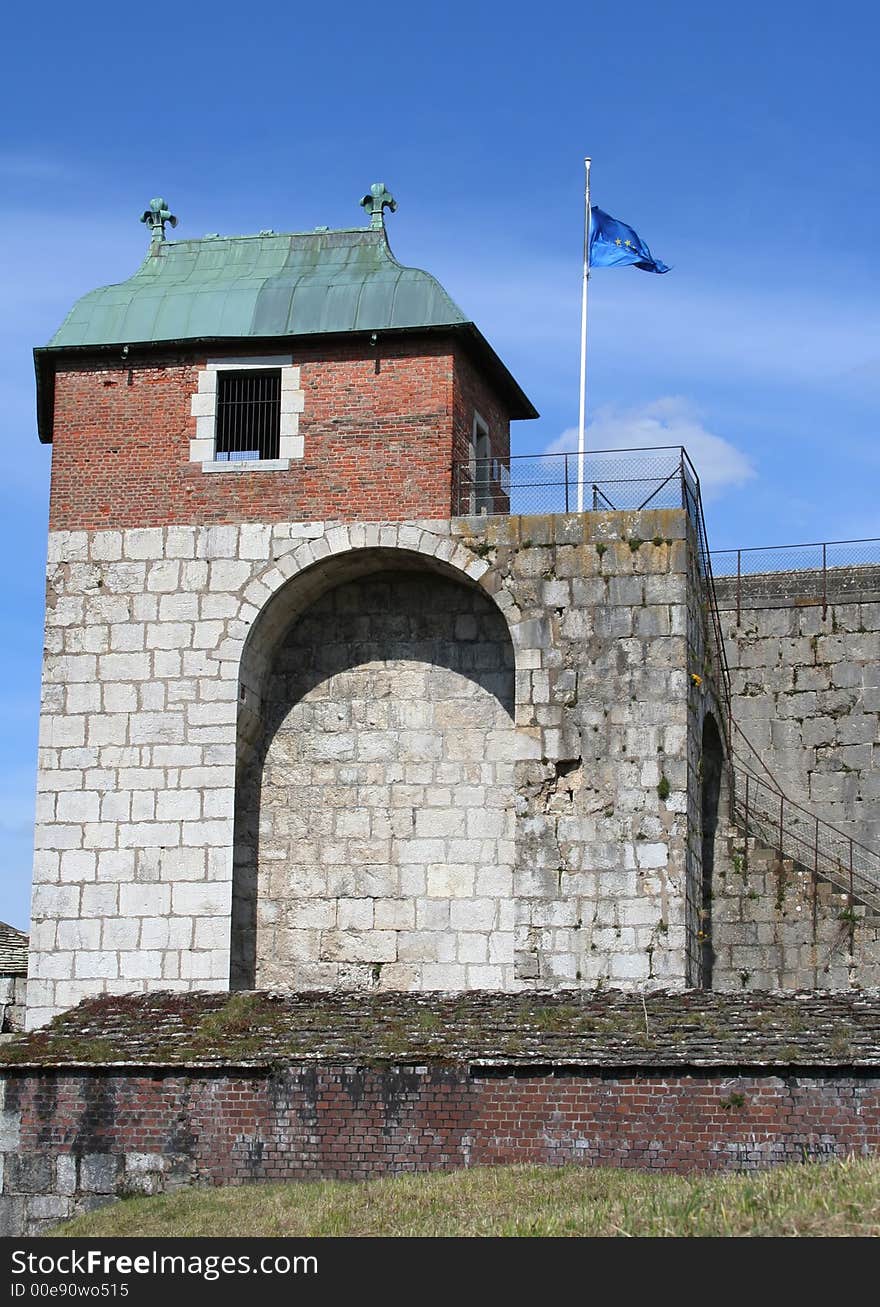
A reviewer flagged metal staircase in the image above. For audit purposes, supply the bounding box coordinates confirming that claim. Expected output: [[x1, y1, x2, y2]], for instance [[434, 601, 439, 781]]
[[692, 480, 880, 919]]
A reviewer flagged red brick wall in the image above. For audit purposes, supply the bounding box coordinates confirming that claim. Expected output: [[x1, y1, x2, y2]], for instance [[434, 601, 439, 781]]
[[5, 1065, 880, 1196], [47, 340, 512, 532], [452, 343, 512, 515]]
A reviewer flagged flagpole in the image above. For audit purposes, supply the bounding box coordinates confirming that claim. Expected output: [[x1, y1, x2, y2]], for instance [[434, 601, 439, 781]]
[[576, 157, 591, 513]]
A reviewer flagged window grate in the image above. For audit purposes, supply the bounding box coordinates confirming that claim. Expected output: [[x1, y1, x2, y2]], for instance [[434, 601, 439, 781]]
[[215, 369, 281, 461]]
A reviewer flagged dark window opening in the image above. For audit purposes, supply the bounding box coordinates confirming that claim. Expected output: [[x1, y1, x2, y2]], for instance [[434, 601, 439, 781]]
[[700, 714, 724, 989], [473, 417, 492, 513], [215, 369, 281, 461]]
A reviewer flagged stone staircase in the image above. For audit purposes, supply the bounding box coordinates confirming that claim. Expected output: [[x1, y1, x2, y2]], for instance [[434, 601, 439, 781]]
[[697, 549, 880, 985], [693, 481, 880, 927], [728, 734, 880, 917], [711, 807, 880, 991]]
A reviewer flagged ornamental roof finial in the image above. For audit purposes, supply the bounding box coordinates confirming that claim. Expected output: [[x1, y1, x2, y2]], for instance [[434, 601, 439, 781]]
[[359, 182, 397, 230], [140, 197, 178, 244]]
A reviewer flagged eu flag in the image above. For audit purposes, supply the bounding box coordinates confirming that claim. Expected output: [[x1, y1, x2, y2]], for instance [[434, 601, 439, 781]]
[[589, 206, 670, 274]]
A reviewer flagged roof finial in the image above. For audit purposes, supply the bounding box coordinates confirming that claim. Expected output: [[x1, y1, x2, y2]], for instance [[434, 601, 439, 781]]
[[140, 197, 178, 244], [360, 182, 397, 230]]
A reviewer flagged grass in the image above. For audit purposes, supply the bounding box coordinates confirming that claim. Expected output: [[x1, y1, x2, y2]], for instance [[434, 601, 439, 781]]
[[51, 1158, 880, 1238]]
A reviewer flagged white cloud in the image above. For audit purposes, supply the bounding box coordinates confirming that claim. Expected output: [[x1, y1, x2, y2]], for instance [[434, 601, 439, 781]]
[[545, 397, 756, 502]]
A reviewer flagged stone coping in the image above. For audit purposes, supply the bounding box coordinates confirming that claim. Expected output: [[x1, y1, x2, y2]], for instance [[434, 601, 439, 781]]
[[713, 566, 880, 611], [3, 989, 880, 1070]]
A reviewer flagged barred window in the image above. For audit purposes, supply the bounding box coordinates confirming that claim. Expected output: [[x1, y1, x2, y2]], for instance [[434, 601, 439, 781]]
[[215, 369, 281, 461]]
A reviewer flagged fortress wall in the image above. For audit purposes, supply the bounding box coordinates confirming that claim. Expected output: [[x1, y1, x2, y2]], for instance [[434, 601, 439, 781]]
[[706, 567, 880, 992], [709, 826, 880, 991], [27, 509, 705, 1025], [716, 568, 880, 851]]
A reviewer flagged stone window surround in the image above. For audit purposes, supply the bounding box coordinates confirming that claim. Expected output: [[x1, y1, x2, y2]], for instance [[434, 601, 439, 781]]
[[189, 356, 305, 472]]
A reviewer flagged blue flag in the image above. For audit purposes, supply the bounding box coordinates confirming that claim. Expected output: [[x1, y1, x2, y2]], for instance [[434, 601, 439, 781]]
[[589, 206, 670, 274]]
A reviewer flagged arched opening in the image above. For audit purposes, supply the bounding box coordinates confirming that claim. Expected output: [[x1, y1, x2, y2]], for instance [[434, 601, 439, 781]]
[[700, 713, 724, 989], [231, 552, 517, 992]]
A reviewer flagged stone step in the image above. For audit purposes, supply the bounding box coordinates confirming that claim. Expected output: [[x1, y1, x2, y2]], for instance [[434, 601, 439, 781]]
[[722, 818, 880, 916]]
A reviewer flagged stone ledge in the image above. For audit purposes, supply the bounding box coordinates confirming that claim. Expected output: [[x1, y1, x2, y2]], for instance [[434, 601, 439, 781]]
[[4, 989, 880, 1070], [714, 566, 880, 611], [200, 458, 291, 473]]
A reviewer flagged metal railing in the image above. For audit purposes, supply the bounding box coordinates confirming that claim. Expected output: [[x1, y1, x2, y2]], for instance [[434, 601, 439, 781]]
[[215, 368, 281, 461], [453, 444, 734, 741], [457, 446, 732, 737], [729, 749, 880, 917], [681, 458, 733, 738], [709, 538, 880, 913], [452, 445, 880, 915], [453, 446, 703, 518], [711, 538, 880, 620]]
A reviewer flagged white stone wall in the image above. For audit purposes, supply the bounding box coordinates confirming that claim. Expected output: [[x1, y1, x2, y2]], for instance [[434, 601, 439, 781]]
[[718, 588, 880, 851], [238, 571, 517, 991], [27, 511, 698, 1027]]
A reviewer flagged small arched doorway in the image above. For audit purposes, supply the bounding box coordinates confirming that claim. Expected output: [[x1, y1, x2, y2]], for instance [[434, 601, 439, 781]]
[[700, 714, 724, 989]]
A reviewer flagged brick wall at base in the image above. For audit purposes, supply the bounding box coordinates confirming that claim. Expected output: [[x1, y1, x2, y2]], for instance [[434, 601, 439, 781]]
[[2, 1063, 880, 1233]]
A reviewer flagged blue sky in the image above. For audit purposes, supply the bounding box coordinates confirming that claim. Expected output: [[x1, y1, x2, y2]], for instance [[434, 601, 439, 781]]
[[2, 1, 879, 926]]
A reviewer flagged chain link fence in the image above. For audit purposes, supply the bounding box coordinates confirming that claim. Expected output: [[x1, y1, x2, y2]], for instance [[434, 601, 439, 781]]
[[453, 446, 697, 518], [712, 538, 880, 577], [453, 444, 732, 721], [711, 539, 880, 616]]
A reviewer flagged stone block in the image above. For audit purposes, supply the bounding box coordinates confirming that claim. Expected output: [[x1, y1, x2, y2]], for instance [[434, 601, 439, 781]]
[[80, 1154, 120, 1195], [449, 898, 498, 931], [415, 809, 466, 838], [420, 963, 466, 988], [98, 652, 151, 682], [322, 930, 397, 963], [156, 790, 202, 822], [74, 951, 119, 980], [171, 883, 229, 916], [337, 899, 375, 931], [28, 1194, 72, 1222], [5, 1154, 52, 1195], [0, 1109, 21, 1153], [425, 865, 475, 898], [0, 1196, 26, 1238]]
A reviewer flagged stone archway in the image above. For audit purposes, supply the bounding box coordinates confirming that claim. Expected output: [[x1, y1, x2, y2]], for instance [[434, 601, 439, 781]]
[[231, 551, 518, 992]]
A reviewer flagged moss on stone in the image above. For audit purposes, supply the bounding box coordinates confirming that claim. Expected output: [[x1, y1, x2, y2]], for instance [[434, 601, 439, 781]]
[[0, 990, 874, 1071]]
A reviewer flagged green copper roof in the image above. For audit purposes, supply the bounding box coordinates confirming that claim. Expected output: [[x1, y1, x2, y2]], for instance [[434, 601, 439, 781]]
[[35, 196, 538, 440], [48, 227, 470, 348]]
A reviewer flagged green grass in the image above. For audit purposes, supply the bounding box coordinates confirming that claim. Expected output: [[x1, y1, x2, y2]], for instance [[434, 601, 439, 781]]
[[51, 1158, 880, 1238]]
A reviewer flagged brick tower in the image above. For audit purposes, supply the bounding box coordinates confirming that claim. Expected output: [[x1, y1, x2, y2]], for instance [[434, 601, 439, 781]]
[[27, 185, 720, 1028]]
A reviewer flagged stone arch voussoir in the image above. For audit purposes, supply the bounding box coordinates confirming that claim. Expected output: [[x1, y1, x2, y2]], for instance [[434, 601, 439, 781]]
[[233, 524, 532, 685]]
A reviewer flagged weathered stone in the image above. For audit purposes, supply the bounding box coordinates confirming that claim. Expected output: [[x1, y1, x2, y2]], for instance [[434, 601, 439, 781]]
[[80, 1154, 122, 1194], [28, 509, 720, 1019], [5, 1154, 52, 1194]]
